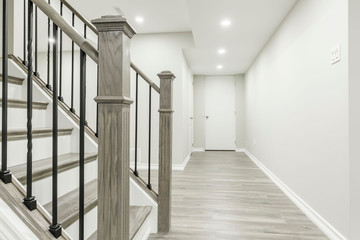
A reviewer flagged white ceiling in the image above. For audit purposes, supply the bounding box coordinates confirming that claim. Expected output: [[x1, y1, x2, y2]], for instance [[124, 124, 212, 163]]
[[66, 0, 297, 75]]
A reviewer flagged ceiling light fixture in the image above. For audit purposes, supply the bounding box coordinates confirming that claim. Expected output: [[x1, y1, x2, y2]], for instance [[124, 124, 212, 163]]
[[135, 16, 144, 23], [218, 48, 226, 55], [221, 19, 231, 27], [217, 65, 223, 69], [48, 38, 55, 43]]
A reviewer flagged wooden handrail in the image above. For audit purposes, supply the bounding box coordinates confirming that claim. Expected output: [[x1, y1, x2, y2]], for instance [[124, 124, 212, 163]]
[[131, 63, 160, 93], [60, 0, 98, 34], [31, 0, 99, 63]]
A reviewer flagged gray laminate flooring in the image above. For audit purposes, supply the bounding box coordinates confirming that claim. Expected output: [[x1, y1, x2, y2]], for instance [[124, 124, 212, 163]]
[[148, 151, 329, 240]]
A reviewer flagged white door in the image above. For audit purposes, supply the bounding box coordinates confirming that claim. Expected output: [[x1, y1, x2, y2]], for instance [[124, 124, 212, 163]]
[[205, 76, 236, 150]]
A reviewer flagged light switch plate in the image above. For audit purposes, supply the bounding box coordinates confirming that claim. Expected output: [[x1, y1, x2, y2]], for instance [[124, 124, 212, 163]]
[[331, 44, 341, 64]]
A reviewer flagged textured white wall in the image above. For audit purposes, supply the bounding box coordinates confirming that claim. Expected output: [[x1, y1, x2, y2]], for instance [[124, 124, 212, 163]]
[[244, 0, 349, 238]]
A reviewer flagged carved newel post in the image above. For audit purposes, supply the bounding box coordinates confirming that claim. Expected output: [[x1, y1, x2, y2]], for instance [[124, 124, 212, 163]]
[[92, 16, 135, 240], [158, 71, 176, 232]]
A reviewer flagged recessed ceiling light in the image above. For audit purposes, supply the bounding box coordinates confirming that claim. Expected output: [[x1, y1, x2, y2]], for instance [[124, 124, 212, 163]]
[[135, 16, 144, 23], [48, 38, 55, 43], [217, 65, 223, 69], [221, 19, 231, 27], [218, 48, 226, 55]]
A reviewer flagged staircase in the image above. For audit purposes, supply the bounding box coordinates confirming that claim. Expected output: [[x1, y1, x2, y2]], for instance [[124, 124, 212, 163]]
[[0, 57, 154, 239], [0, 0, 175, 239]]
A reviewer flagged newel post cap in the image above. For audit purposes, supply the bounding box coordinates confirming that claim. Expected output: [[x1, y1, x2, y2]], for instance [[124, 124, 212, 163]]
[[157, 71, 176, 80], [92, 15, 136, 38]]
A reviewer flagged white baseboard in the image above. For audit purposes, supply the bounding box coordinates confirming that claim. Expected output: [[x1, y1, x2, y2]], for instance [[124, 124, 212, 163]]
[[192, 148, 205, 152], [235, 148, 246, 152], [173, 153, 191, 171], [137, 153, 192, 171], [244, 150, 347, 240]]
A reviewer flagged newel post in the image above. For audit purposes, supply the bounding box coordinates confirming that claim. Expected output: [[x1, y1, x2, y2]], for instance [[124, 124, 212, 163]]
[[158, 71, 176, 232], [92, 16, 135, 240]]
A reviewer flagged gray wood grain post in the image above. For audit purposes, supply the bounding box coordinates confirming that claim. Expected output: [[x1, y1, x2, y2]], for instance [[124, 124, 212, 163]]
[[92, 16, 135, 240], [157, 71, 176, 232]]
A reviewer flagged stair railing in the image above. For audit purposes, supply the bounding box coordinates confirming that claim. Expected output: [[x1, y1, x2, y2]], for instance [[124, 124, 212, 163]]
[[2, 0, 175, 239], [32, 0, 171, 208]]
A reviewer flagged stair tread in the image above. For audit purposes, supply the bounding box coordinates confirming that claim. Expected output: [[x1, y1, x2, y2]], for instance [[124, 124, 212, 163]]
[[0, 74, 24, 85], [0, 98, 49, 109], [87, 205, 152, 240], [10, 153, 98, 184], [44, 179, 98, 228], [0, 128, 73, 141], [44, 179, 152, 238]]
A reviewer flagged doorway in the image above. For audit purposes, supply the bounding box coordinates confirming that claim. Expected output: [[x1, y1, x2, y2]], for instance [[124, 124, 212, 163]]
[[204, 76, 236, 150]]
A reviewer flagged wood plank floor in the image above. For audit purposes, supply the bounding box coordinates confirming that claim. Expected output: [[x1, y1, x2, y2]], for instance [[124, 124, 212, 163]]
[[147, 151, 329, 240]]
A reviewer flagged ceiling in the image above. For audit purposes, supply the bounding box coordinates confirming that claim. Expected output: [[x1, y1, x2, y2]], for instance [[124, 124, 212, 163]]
[[66, 0, 297, 75]]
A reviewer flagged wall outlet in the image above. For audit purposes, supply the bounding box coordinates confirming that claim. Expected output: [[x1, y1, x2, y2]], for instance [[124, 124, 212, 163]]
[[330, 44, 341, 64]]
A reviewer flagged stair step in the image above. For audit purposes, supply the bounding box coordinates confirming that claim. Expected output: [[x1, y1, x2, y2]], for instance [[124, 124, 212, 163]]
[[0, 128, 73, 141], [0, 98, 48, 110], [44, 179, 152, 238], [88, 206, 152, 240], [11, 153, 98, 185], [44, 179, 97, 228], [0, 75, 24, 85]]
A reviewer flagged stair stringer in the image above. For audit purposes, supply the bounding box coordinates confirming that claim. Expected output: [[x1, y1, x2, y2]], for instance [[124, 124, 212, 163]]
[[0, 197, 39, 240], [130, 178, 158, 238]]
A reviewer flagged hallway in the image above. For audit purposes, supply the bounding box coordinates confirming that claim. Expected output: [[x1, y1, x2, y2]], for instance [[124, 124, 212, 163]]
[[149, 151, 328, 240]]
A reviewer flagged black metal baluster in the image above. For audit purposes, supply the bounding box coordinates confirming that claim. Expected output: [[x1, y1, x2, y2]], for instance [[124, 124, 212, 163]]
[[0, 0, 11, 184], [58, 2, 63, 102], [134, 73, 139, 177], [34, 6, 39, 77], [147, 86, 152, 190], [49, 23, 62, 239], [46, 0, 51, 90], [22, 0, 27, 66], [23, 0, 36, 211], [79, 50, 86, 240], [83, 25, 88, 127], [70, 13, 75, 113]]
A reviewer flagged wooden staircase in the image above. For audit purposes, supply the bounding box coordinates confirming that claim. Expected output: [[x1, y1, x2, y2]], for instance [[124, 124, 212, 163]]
[[1, 0, 175, 238], [0, 66, 154, 239]]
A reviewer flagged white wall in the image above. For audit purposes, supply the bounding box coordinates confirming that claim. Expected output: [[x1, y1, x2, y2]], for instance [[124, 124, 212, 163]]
[[130, 32, 195, 166], [193, 75, 205, 149], [235, 75, 245, 149], [37, 51, 98, 130], [0, 0, 15, 56], [244, 0, 349, 238], [0, 0, 3, 57], [193, 75, 246, 150], [349, 0, 360, 239]]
